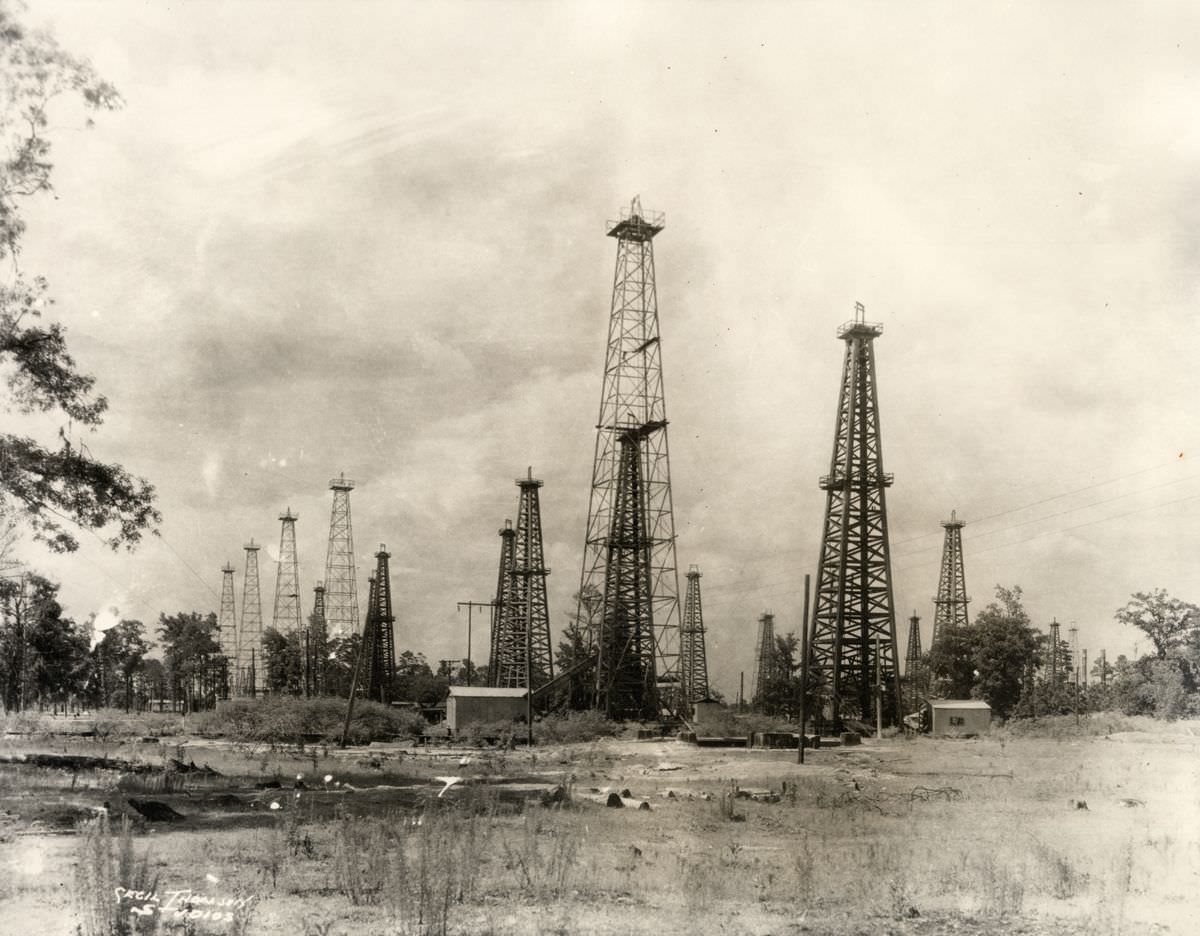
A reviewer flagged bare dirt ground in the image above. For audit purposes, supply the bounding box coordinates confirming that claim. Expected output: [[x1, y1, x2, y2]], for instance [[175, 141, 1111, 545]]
[[1, 718, 1198, 935]]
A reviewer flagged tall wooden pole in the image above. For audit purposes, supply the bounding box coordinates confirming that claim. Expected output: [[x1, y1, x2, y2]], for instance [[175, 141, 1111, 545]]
[[798, 573, 811, 765], [874, 637, 883, 739]]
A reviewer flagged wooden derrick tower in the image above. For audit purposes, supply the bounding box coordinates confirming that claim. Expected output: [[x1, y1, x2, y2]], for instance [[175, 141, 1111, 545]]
[[904, 612, 924, 718], [752, 612, 776, 710], [238, 539, 264, 697], [492, 471, 553, 689], [679, 565, 710, 711], [579, 197, 683, 718], [217, 563, 237, 700], [323, 475, 360, 639], [932, 511, 970, 643], [488, 519, 516, 686], [361, 547, 396, 704], [807, 303, 902, 729], [272, 509, 302, 635]]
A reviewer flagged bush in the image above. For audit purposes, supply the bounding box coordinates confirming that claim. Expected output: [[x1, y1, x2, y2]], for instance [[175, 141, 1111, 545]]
[[191, 697, 425, 746], [690, 707, 794, 738], [533, 709, 626, 744]]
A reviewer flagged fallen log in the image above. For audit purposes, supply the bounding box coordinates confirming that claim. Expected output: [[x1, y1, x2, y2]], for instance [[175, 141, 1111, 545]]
[[0, 753, 156, 773]]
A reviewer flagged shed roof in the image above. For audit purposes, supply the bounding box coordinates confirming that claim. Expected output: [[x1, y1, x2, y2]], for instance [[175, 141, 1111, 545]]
[[929, 699, 992, 710], [447, 686, 528, 699]]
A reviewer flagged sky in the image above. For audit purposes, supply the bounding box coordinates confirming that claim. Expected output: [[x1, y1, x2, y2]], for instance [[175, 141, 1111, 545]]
[[9, 0, 1200, 697]]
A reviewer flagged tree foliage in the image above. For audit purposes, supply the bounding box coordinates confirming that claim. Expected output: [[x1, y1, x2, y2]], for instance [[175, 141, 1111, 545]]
[[926, 585, 1040, 720], [0, 1, 158, 552], [91, 618, 149, 710], [0, 571, 88, 710], [158, 611, 220, 712], [1115, 589, 1199, 661]]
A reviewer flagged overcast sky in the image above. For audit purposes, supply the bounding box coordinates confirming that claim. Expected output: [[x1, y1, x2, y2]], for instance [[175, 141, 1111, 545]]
[[12, 1, 1200, 696]]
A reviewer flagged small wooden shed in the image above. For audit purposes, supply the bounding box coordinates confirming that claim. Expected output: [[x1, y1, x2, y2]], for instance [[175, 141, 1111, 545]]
[[690, 698, 724, 728], [446, 686, 528, 733], [929, 699, 992, 736]]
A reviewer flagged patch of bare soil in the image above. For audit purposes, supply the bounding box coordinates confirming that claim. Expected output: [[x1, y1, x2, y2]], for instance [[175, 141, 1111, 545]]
[[2, 724, 1198, 935]]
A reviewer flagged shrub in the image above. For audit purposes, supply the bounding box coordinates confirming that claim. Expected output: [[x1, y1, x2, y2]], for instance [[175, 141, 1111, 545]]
[[690, 707, 793, 738], [533, 709, 625, 744], [191, 697, 425, 746]]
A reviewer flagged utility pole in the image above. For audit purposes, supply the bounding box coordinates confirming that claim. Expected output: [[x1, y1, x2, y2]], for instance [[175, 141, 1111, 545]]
[[798, 573, 810, 765], [874, 637, 883, 740], [457, 601, 493, 687]]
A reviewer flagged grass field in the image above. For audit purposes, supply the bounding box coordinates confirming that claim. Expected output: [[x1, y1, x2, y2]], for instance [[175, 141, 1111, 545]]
[[1, 713, 1197, 935]]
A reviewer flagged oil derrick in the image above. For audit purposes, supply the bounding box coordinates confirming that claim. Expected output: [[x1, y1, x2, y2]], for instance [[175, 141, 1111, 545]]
[[679, 565, 710, 710], [362, 547, 397, 704], [272, 509, 302, 637], [493, 472, 553, 689], [579, 197, 682, 717], [239, 539, 264, 697], [595, 428, 660, 719], [488, 519, 516, 686], [932, 511, 970, 643], [809, 302, 902, 729], [323, 475, 359, 639], [1048, 617, 1063, 687], [217, 563, 237, 699], [309, 584, 327, 696], [752, 612, 776, 710], [904, 612, 923, 717]]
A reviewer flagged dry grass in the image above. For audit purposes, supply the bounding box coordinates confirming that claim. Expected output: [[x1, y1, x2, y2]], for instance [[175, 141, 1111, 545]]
[[3, 718, 1196, 934]]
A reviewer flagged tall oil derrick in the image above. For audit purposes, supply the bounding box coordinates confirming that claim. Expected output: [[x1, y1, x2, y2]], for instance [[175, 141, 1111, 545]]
[[239, 539, 264, 697], [579, 197, 682, 717], [323, 475, 359, 639], [595, 428, 660, 719], [309, 584, 327, 696], [272, 509, 302, 639], [752, 612, 777, 710], [1048, 617, 1063, 687], [493, 472, 553, 689], [217, 563, 237, 699], [362, 546, 397, 704], [679, 565, 710, 709], [931, 511, 970, 643], [488, 519, 516, 687], [809, 302, 902, 729], [904, 612, 923, 717]]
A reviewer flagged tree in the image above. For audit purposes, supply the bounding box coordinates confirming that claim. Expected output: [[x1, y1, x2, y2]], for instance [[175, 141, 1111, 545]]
[[158, 611, 219, 712], [394, 650, 447, 706], [137, 658, 167, 712], [93, 619, 149, 711], [261, 627, 302, 695], [1142, 658, 1189, 720], [1115, 589, 1199, 661], [555, 585, 602, 710], [0, 2, 158, 552], [758, 632, 801, 718], [0, 571, 87, 710], [926, 624, 977, 700], [970, 586, 1040, 719], [24, 582, 88, 708], [926, 586, 1041, 720], [323, 634, 360, 698]]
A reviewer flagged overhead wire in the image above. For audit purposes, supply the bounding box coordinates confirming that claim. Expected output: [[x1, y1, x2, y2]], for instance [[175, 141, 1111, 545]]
[[697, 457, 1200, 610]]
